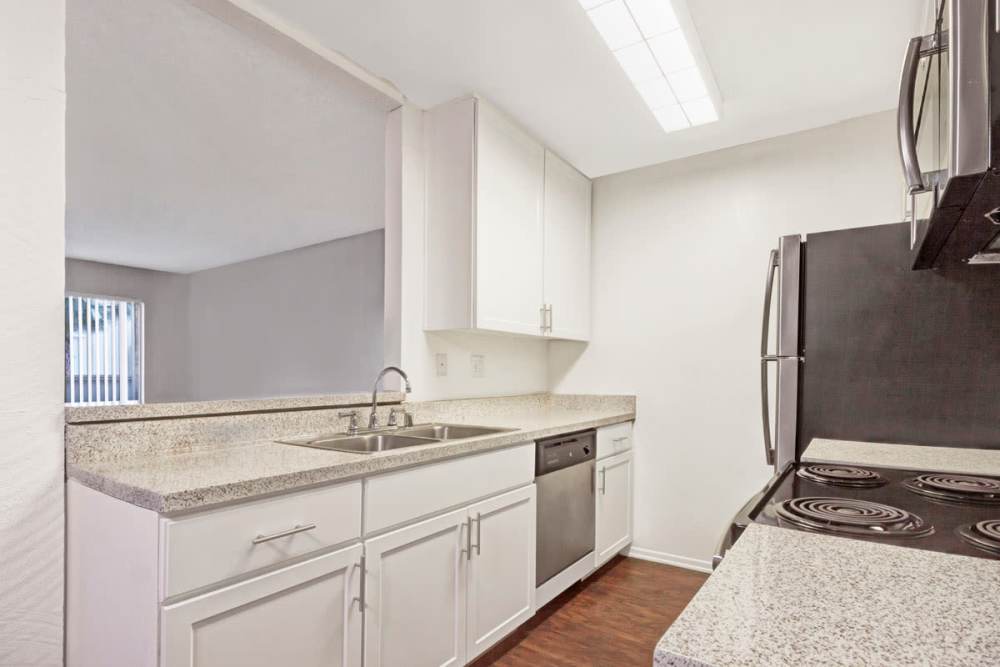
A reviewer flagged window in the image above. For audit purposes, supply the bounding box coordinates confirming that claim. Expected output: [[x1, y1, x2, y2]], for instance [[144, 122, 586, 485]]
[[65, 295, 143, 405]]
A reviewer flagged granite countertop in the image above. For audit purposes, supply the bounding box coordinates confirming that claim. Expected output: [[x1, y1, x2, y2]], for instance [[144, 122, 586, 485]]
[[655, 524, 1000, 667], [67, 398, 634, 514], [804, 438, 1000, 476]]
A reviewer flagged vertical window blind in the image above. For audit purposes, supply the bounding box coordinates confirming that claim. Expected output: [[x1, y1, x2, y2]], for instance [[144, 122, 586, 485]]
[[65, 295, 143, 405]]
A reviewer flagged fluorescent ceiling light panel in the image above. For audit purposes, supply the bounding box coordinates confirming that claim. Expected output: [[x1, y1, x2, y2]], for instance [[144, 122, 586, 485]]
[[681, 97, 718, 126], [635, 78, 677, 109], [654, 105, 689, 132], [624, 0, 679, 38], [647, 30, 695, 73], [588, 1, 642, 51], [614, 42, 662, 84], [579, 0, 719, 134], [667, 66, 709, 101]]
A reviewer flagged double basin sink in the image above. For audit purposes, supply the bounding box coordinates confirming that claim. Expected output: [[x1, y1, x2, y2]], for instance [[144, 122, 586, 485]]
[[278, 423, 514, 455]]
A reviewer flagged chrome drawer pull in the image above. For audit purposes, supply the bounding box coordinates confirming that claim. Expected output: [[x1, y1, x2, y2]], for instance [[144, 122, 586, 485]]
[[252, 522, 317, 545]]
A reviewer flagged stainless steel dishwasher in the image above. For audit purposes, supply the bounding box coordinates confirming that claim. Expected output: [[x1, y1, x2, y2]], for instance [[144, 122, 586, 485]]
[[535, 430, 596, 586]]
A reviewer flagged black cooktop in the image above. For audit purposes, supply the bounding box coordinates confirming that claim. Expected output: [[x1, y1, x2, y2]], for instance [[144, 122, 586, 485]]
[[749, 463, 1000, 560]]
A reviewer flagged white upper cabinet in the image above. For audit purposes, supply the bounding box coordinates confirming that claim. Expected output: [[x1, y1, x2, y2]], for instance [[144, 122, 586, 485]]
[[425, 96, 591, 340], [475, 102, 546, 335], [543, 150, 592, 341]]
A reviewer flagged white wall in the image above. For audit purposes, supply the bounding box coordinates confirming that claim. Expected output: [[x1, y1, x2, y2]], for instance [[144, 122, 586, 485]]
[[550, 111, 905, 568], [387, 105, 550, 400], [0, 0, 66, 662]]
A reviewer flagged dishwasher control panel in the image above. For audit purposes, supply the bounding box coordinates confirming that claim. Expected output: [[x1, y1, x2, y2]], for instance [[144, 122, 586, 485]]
[[535, 430, 596, 476]]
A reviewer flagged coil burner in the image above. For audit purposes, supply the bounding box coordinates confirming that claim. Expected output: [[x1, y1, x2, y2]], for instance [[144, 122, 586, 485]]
[[796, 465, 887, 488], [957, 520, 1000, 556], [775, 497, 933, 538], [903, 474, 1000, 505]]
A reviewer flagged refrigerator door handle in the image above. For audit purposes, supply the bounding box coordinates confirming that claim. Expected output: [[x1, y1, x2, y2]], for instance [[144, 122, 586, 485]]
[[760, 249, 778, 357], [760, 249, 779, 466]]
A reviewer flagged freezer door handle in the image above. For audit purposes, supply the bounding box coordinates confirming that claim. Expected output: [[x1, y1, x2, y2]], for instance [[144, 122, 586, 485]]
[[761, 357, 777, 466]]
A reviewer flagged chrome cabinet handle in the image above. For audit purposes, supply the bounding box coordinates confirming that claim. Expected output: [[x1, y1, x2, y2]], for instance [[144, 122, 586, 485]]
[[599, 467, 607, 495], [463, 517, 472, 560], [252, 522, 317, 545], [539, 304, 553, 333], [351, 557, 367, 610], [469, 513, 481, 557]]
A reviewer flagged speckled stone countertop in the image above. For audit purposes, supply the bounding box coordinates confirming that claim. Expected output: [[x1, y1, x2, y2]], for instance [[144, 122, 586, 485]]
[[66, 393, 634, 514], [65, 391, 406, 423], [804, 438, 1000, 476], [655, 524, 1000, 667]]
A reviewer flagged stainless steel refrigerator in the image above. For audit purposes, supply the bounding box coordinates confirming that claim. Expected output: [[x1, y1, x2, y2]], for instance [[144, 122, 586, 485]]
[[759, 221, 1000, 474]]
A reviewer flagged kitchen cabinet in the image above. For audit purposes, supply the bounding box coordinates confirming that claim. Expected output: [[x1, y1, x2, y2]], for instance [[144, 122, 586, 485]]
[[595, 450, 634, 568], [465, 485, 536, 661], [161, 544, 363, 667], [543, 150, 592, 341], [364, 508, 469, 667], [364, 485, 537, 667], [425, 96, 591, 340]]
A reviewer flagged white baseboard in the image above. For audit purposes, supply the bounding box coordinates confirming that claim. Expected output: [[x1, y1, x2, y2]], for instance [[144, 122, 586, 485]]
[[535, 551, 595, 608], [625, 546, 713, 574]]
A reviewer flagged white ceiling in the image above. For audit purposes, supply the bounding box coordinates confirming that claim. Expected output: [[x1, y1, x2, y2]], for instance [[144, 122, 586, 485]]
[[66, 0, 398, 273], [249, 0, 925, 177]]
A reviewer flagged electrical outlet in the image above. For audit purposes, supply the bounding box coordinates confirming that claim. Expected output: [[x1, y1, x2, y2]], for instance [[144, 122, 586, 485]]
[[435, 353, 448, 377], [471, 353, 485, 378]]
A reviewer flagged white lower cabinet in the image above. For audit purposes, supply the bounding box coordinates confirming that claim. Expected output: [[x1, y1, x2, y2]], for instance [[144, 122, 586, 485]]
[[161, 543, 363, 667], [465, 485, 536, 661], [595, 450, 634, 568], [364, 485, 537, 667], [364, 507, 469, 667]]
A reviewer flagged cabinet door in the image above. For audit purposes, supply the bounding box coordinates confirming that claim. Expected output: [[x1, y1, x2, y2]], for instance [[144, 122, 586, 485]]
[[475, 100, 545, 335], [466, 485, 536, 661], [161, 544, 363, 667], [364, 508, 468, 667], [543, 150, 592, 341], [595, 451, 633, 568]]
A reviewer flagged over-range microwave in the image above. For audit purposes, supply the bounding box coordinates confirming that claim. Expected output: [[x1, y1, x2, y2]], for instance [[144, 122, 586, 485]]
[[900, 0, 1000, 268]]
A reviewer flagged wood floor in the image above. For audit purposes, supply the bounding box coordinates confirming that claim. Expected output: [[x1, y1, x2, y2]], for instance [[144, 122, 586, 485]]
[[470, 557, 709, 667]]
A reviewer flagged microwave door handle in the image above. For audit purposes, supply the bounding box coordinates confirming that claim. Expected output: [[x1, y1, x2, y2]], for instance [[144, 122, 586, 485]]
[[898, 36, 926, 196], [760, 249, 779, 467]]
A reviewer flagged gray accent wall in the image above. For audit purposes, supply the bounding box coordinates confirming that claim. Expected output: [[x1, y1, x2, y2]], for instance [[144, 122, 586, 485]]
[[65, 230, 385, 402]]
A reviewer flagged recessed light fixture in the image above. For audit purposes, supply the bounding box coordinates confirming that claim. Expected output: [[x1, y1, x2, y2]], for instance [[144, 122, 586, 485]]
[[579, 0, 720, 134]]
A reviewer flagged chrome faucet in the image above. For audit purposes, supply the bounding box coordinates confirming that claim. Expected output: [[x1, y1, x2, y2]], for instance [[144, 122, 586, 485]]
[[369, 366, 411, 429]]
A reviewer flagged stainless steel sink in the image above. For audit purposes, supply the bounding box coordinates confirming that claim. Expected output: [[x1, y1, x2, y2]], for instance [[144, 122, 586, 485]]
[[277, 423, 512, 454], [398, 423, 513, 440], [280, 432, 439, 454]]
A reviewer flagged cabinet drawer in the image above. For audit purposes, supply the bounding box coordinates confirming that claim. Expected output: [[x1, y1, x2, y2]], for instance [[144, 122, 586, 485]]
[[161, 481, 361, 599], [596, 421, 633, 460], [364, 443, 534, 534]]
